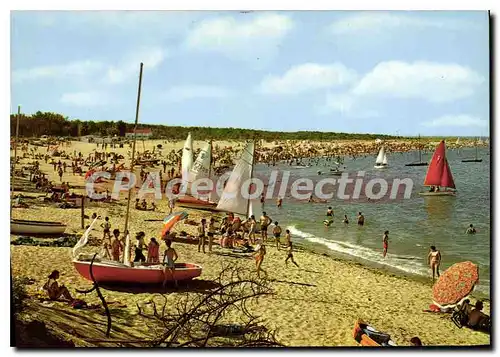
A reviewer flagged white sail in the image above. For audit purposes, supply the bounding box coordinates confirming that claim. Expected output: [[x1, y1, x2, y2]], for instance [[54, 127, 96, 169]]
[[181, 133, 193, 185], [123, 233, 131, 266], [456, 137, 460, 145], [375, 146, 386, 164], [216, 141, 254, 216], [186, 142, 212, 196], [248, 198, 263, 219], [72, 216, 99, 259], [382, 152, 388, 165]]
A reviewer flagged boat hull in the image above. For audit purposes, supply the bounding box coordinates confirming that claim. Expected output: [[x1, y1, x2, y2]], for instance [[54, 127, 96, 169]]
[[73, 260, 202, 284], [405, 162, 428, 167], [374, 164, 388, 169], [419, 191, 456, 196], [176, 196, 218, 211], [10, 219, 67, 235], [461, 159, 482, 163]]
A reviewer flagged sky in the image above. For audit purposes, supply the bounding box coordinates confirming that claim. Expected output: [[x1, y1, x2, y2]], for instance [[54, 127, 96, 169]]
[[10, 10, 490, 136]]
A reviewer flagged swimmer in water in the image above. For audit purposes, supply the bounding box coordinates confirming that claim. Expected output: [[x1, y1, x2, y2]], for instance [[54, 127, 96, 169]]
[[326, 207, 333, 217], [343, 215, 349, 224], [466, 224, 477, 234], [357, 212, 364, 226], [427, 245, 441, 282], [323, 219, 333, 227], [382, 231, 389, 258]]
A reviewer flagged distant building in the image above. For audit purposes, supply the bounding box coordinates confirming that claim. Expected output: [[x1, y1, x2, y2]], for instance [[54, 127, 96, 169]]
[[125, 128, 152, 139]]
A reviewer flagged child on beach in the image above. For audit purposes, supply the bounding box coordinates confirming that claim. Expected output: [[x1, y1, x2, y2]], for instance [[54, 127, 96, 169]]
[[198, 218, 207, 253], [101, 217, 111, 240], [273, 222, 282, 250], [284, 229, 291, 247], [427, 246, 441, 282], [254, 244, 266, 278], [248, 215, 256, 244], [285, 242, 299, 267], [382, 231, 389, 258], [147, 238, 160, 263], [163, 240, 178, 288], [43, 270, 74, 302]]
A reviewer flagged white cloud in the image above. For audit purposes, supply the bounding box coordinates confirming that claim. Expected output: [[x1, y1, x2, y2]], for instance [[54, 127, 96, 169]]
[[421, 115, 488, 128], [184, 13, 293, 59], [104, 47, 167, 84], [60, 91, 112, 107], [327, 12, 476, 35], [259, 63, 357, 95], [12, 60, 104, 82], [351, 61, 485, 102], [163, 85, 231, 102], [317, 93, 379, 118]]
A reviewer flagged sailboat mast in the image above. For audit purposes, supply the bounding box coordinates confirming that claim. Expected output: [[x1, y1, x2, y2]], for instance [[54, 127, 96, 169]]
[[123, 63, 144, 234], [245, 140, 256, 218], [208, 140, 213, 202], [418, 135, 422, 162], [475, 137, 478, 160], [10, 105, 21, 217]]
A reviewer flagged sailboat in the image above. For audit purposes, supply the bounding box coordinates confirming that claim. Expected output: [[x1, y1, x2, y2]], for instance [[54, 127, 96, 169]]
[[72, 63, 202, 285], [405, 135, 428, 167], [419, 140, 457, 196], [461, 137, 482, 163], [330, 155, 344, 175], [216, 141, 262, 221], [374, 146, 388, 169], [177, 140, 218, 211]]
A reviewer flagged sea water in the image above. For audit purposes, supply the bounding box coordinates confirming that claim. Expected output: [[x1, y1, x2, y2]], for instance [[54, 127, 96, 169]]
[[253, 146, 491, 298]]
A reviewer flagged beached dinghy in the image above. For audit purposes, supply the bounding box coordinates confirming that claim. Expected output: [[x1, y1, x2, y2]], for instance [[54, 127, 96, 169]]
[[352, 320, 397, 347], [177, 139, 217, 211], [374, 146, 388, 169], [10, 219, 67, 235], [72, 217, 202, 284], [419, 140, 456, 196]]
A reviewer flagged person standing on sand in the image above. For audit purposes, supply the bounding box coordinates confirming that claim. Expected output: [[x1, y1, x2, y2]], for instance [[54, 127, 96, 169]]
[[285, 242, 299, 267], [197, 218, 207, 253], [163, 240, 178, 288], [260, 212, 271, 242], [110, 229, 123, 262], [427, 246, 441, 282], [272, 221, 282, 250], [357, 212, 364, 226], [254, 244, 267, 278], [382, 231, 389, 258], [284, 229, 291, 247], [101, 217, 111, 240], [147, 238, 160, 263]]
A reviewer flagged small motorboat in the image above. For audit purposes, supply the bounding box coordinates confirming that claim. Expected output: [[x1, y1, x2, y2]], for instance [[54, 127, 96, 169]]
[[10, 219, 67, 236], [73, 259, 202, 284], [352, 320, 397, 347]]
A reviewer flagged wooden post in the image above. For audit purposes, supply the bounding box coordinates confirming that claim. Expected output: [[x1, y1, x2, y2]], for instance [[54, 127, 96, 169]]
[[124, 63, 144, 234], [81, 195, 85, 229]]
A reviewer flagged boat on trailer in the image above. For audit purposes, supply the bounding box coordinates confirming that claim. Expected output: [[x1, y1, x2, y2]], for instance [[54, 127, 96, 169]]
[[419, 140, 457, 196], [10, 219, 67, 235]]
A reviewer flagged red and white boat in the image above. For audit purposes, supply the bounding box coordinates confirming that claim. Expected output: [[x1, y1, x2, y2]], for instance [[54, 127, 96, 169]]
[[73, 260, 202, 284], [419, 140, 457, 196], [176, 195, 217, 211], [72, 216, 202, 285]]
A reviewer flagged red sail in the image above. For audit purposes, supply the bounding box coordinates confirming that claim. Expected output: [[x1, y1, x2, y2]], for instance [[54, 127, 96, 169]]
[[441, 159, 456, 189], [424, 141, 446, 186], [423, 140, 455, 189]]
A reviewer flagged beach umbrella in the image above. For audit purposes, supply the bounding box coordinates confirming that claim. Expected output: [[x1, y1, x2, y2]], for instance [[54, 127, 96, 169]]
[[432, 261, 479, 306], [161, 211, 189, 236]]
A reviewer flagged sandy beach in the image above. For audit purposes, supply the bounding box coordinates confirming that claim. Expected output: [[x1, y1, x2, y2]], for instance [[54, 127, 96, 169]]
[[10, 138, 490, 347]]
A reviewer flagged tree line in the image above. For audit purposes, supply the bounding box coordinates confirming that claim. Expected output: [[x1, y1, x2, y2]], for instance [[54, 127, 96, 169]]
[[10, 111, 404, 141]]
